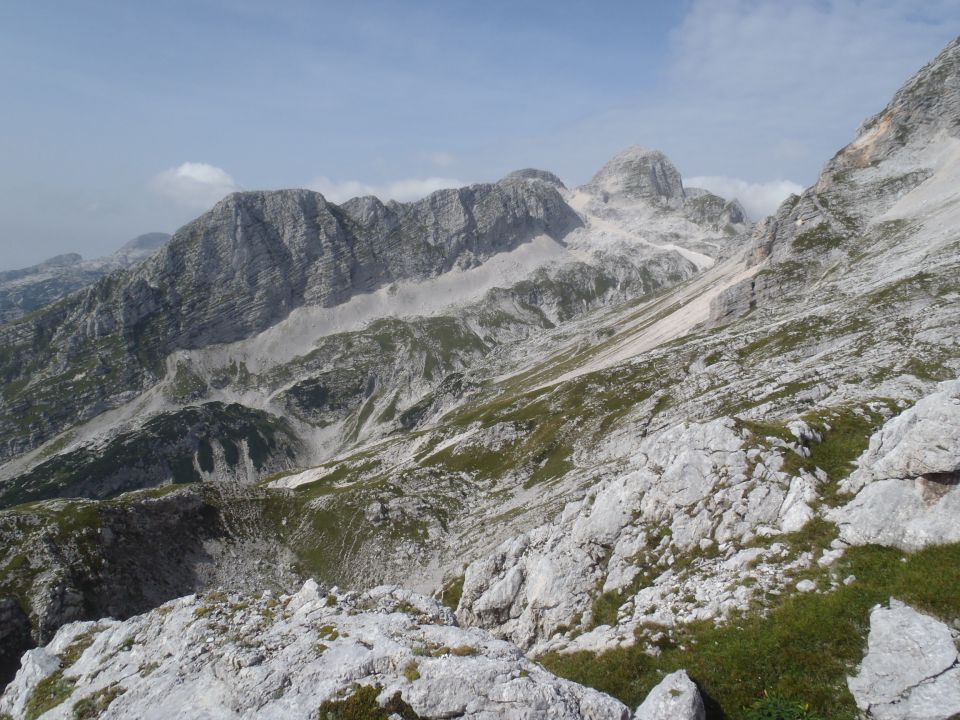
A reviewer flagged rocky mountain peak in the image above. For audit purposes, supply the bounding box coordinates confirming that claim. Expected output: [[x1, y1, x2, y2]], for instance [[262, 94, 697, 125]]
[[501, 168, 566, 189], [583, 145, 685, 203]]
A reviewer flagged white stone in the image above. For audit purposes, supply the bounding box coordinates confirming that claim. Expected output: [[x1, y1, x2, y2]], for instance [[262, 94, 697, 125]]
[[848, 599, 960, 719], [633, 670, 705, 720]]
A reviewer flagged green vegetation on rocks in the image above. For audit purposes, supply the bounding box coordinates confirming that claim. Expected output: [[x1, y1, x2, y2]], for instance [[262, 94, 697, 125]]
[[317, 684, 419, 720], [542, 541, 960, 718]]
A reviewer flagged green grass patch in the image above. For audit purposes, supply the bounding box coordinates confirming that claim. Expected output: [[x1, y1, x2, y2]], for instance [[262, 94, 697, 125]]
[[25, 669, 76, 720], [792, 224, 844, 253], [317, 683, 419, 720], [72, 684, 126, 720], [440, 575, 464, 610]]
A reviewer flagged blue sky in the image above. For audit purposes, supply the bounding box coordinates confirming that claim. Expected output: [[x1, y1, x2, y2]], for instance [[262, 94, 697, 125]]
[[1, 0, 958, 268]]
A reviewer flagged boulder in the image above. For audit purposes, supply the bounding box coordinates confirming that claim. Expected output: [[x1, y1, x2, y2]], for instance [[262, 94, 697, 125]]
[[633, 670, 705, 720], [848, 599, 960, 719]]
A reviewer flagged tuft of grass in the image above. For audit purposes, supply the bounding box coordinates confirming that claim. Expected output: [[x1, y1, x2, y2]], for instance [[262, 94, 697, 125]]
[[25, 670, 76, 720], [541, 542, 960, 719], [792, 224, 844, 253], [403, 660, 421, 682], [744, 691, 824, 720], [318, 624, 340, 641], [72, 684, 126, 720], [317, 684, 419, 720], [440, 575, 465, 610], [58, 629, 99, 666]]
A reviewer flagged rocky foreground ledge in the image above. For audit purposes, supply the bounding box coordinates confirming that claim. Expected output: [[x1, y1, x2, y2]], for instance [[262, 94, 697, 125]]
[[0, 580, 704, 720]]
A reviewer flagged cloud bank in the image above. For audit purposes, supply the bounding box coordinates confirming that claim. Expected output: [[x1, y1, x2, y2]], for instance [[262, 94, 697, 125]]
[[685, 176, 804, 220], [307, 176, 464, 204], [151, 163, 241, 209]]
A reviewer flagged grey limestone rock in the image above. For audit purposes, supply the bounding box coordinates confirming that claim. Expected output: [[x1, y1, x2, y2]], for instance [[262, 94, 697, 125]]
[[0, 580, 632, 720], [848, 599, 960, 719], [502, 168, 567, 188], [584, 146, 686, 204], [831, 380, 960, 550], [0, 233, 169, 324], [633, 670, 705, 720]]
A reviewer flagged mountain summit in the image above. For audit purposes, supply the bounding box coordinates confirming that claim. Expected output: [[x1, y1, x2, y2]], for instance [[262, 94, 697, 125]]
[[583, 145, 686, 203]]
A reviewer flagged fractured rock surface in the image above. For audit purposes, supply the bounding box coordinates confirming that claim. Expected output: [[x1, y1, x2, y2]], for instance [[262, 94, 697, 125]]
[[848, 599, 960, 720], [0, 580, 633, 720], [832, 379, 960, 550]]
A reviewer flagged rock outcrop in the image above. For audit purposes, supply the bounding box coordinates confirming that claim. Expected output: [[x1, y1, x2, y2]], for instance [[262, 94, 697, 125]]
[[831, 380, 960, 550], [0, 233, 169, 324], [584, 146, 685, 205], [457, 420, 818, 651], [0, 580, 632, 720], [848, 599, 960, 719]]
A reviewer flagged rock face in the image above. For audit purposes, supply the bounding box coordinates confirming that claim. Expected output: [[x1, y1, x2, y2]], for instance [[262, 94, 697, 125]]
[[681, 189, 748, 230], [0, 402, 303, 508], [502, 168, 567, 188], [579, 146, 748, 235], [831, 380, 960, 550], [711, 36, 960, 321], [0, 233, 169, 324], [0, 599, 31, 691], [0, 580, 632, 720], [848, 599, 960, 719], [844, 379, 960, 490], [633, 670, 705, 720], [0, 486, 300, 684]]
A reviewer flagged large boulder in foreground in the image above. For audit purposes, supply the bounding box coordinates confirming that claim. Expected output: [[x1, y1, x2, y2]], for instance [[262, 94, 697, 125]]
[[633, 669, 705, 720], [848, 599, 960, 719]]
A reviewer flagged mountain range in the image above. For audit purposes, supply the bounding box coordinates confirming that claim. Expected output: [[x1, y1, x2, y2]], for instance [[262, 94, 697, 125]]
[[0, 35, 958, 720]]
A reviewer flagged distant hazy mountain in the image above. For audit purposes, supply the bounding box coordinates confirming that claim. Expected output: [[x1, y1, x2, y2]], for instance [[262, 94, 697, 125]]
[[0, 232, 170, 323]]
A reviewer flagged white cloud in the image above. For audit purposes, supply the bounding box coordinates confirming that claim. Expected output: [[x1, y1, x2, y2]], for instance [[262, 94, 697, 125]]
[[151, 162, 241, 209], [307, 176, 464, 204], [685, 175, 804, 220]]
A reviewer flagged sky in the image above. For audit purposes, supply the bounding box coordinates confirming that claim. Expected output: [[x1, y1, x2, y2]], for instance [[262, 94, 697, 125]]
[[0, 0, 958, 269]]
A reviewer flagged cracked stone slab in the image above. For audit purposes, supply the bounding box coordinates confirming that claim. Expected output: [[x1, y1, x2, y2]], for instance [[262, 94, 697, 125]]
[[848, 598, 960, 719], [843, 379, 960, 494]]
